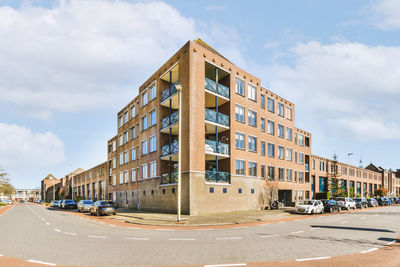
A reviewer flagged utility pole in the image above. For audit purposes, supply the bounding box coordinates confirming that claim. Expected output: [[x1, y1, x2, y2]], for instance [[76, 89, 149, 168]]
[[176, 83, 182, 222]]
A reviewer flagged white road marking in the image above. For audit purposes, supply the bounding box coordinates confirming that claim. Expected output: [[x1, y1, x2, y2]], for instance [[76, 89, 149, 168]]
[[296, 256, 331, 262], [260, 234, 279, 238], [54, 229, 61, 232], [0, 254, 3, 256], [205, 264, 246, 267], [310, 227, 320, 231], [169, 238, 196, 241], [88, 235, 107, 238], [27, 259, 56, 266], [64, 232, 77, 236], [387, 240, 396, 245], [374, 214, 379, 216], [46, 222, 50, 226], [124, 237, 149, 240], [340, 221, 348, 224], [196, 228, 214, 231], [41, 218, 45, 221], [216, 237, 242, 240], [290, 230, 304, 234], [361, 248, 378, 253], [361, 217, 366, 220]]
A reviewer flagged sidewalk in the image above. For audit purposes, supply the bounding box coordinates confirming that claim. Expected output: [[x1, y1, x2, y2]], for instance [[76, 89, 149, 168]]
[[110, 207, 299, 227]]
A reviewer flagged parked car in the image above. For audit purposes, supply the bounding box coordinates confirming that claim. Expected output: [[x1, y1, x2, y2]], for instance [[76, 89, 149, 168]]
[[384, 197, 392, 205], [367, 198, 378, 207], [58, 200, 64, 208], [335, 197, 356, 210], [90, 201, 117, 216], [321, 199, 341, 213], [296, 200, 324, 215], [392, 197, 400, 204], [106, 200, 119, 209], [5, 200, 13, 205], [77, 200, 94, 213], [376, 197, 389, 206], [354, 198, 368, 209], [62, 199, 77, 209], [19, 200, 24, 203], [51, 200, 59, 207]]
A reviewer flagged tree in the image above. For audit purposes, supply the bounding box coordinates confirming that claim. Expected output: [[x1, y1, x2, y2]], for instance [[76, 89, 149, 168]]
[[329, 155, 346, 198], [262, 177, 280, 209], [0, 168, 15, 197], [375, 188, 388, 197]]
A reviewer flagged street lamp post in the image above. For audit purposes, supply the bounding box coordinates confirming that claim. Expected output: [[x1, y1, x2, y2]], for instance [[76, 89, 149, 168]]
[[347, 153, 353, 197], [175, 83, 182, 222]]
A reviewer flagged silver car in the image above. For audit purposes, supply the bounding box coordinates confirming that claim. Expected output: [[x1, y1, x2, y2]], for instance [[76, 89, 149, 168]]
[[77, 200, 94, 212]]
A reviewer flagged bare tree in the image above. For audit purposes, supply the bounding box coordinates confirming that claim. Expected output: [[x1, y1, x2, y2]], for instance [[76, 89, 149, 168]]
[[0, 168, 15, 196], [262, 178, 280, 209]]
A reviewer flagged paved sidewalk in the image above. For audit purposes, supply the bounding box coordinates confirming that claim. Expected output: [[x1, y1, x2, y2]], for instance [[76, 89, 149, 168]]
[[110, 207, 299, 226]]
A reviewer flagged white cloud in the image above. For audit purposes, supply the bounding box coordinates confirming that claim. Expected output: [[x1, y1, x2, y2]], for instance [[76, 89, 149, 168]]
[[260, 41, 400, 141], [368, 0, 400, 29], [0, 123, 65, 168]]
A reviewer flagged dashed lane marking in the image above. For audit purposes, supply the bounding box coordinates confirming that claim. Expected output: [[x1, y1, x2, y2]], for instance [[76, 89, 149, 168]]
[[259, 234, 279, 238], [46, 222, 50, 226], [387, 240, 396, 245], [290, 230, 304, 234], [310, 227, 320, 231], [216, 237, 242, 240], [361, 248, 378, 254], [41, 218, 45, 221], [157, 229, 175, 231], [169, 238, 196, 241], [340, 221, 348, 224], [88, 235, 107, 238], [124, 237, 150, 240], [54, 229, 61, 232], [64, 232, 77, 236], [361, 217, 366, 220], [205, 264, 246, 267], [27, 259, 56, 266], [296, 256, 331, 262]]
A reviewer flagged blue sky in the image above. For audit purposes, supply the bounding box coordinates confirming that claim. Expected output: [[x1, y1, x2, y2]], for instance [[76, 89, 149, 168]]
[[0, 0, 399, 188]]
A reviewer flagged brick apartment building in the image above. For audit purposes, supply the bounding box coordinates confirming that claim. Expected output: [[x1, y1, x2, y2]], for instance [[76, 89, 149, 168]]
[[73, 162, 108, 202]]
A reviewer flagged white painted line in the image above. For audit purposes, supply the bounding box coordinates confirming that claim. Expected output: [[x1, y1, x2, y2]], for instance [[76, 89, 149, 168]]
[[88, 235, 107, 238], [54, 229, 61, 232], [361, 217, 366, 220], [0, 254, 3, 256], [196, 228, 214, 231], [205, 264, 246, 267], [64, 232, 77, 236], [41, 218, 45, 221], [124, 237, 149, 240], [46, 222, 50, 226], [290, 230, 304, 234], [169, 238, 196, 241], [340, 221, 348, 224], [296, 256, 331, 262], [216, 237, 242, 240], [387, 240, 396, 245], [157, 229, 175, 231], [374, 214, 379, 216], [27, 259, 56, 266], [260, 234, 279, 238], [310, 227, 320, 231], [360, 248, 378, 254]]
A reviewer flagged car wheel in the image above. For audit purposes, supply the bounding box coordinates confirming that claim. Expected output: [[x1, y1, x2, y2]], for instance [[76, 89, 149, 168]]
[[96, 210, 100, 216], [310, 210, 314, 215], [329, 207, 333, 213], [113, 211, 116, 215]]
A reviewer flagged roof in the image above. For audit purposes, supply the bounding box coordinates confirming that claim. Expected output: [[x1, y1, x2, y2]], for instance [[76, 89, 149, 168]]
[[193, 38, 231, 63]]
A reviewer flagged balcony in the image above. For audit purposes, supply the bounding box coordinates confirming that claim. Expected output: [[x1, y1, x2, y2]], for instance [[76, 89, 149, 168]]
[[160, 111, 179, 134], [205, 170, 230, 183], [160, 172, 178, 185], [205, 77, 230, 99], [161, 81, 179, 108], [161, 141, 178, 160], [205, 108, 229, 134], [205, 139, 229, 160]]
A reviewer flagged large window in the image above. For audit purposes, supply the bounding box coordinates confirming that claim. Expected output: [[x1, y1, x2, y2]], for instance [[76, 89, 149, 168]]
[[278, 124, 284, 138], [267, 97, 275, 112], [248, 136, 257, 152], [149, 162, 157, 178], [141, 164, 148, 179], [248, 84, 257, 101], [267, 120, 275, 135], [261, 141, 265, 156], [131, 169, 136, 182], [249, 162, 257, 177], [298, 134, 304, 146], [286, 169, 292, 182], [299, 153, 304, 164], [119, 135, 124, 146], [112, 158, 116, 169], [286, 106, 292, 120], [261, 94, 265, 109], [268, 166, 275, 180], [124, 111, 129, 124], [130, 126, 136, 140], [248, 110, 257, 127], [150, 136, 157, 153], [124, 131, 128, 144], [131, 148, 136, 161], [278, 146, 284, 160], [130, 105, 136, 119], [124, 171, 129, 183], [119, 172, 123, 184], [278, 102, 284, 117], [235, 77, 245, 96], [235, 132, 245, 149], [261, 165, 266, 179], [268, 143, 275, 157], [141, 115, 148, 131], [286, 127, 292, 141], [278, 168, 284, 181], [149, 83, 156, 101], [261, 117, 265, 132], [124, 151, 129, 164], [119, 153, 123, 166], [299, 172, 304, 183], [142, 140, 148, 155], [235, 159, 245, 175], [149, 109, 157, 127], [141, 91, 148, 107], [286, 148, 292, 161], [235, 105, 245, 123]]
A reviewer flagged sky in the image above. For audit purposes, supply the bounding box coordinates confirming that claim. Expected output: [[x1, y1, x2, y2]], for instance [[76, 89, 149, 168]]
[[0, 0, 399, 188]]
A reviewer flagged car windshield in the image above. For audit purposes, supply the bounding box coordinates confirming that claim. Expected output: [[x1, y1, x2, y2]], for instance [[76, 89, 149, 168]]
[[83, 200, 93, 204], [65, 200, 74, 203], [301, 200, 314, 205], [99, 201, 109, 205]]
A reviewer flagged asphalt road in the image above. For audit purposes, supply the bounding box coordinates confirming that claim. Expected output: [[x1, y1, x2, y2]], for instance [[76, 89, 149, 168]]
[[0, 204, 399, 266]]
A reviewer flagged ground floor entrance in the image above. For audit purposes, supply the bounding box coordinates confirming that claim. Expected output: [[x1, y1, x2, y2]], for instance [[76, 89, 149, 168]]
[[278, 190, 292, 207]]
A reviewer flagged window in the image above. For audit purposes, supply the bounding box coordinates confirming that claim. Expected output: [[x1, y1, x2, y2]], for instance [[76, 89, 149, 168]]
[[119, 172, 123, 184], [149, 83, 156, 101], [278, 168, 284, 181], [124, 171, 129, 183], [149, 162, 157, 178], [278, 124, 284, 138], [235, 77, 244, 96], [142, 140, 148, 155], [294, 152, 298, 163], [286, 148, 292, 161], [112, 141, 116, 152], [286, 106, 292, 120], [267, 97, 275, 112], [124, 151, 129, 164], [235, 159, 245, 175], [235, 105, 245, 123], [149, 109, 157, 127], [124, 131, 128, 144], [278, 146, 284, 160], [238, 188, 242, 194], [141, 115, 148, 131], [278, 102, 284, 117], [248, 136, 257, 152], [299, 172, 304, 183], [286, 127, 292, 141], [141, 91, 148, 107], [267, 120, 275, 135], [119, 135, 124, 146], [131, 169, 136, 182], [112, 175, 116, 185], [248, 110, 257, 127], [150, 136, 157, 153], [131, 148, 136, 161], [141, 164, 148, 179], [209, 187, 214, 193], [119, 153, 123, 166], [112, 158, 116, 169], [286, 169, 292, 182], [130, 126, 136, 140], [261, 165, 266, 179], [261, 117, 265, 132], [261, 141, 265, 156], [299, 153, 304, 164], [298, 134, 304, 146], [223, 188, 227, 194], [235, 132, 245, 149], [251, 189, 255, 194], [249, 161, 257, 177], [130, 105, 136, 119], [268, 166, 275, 180], [268, 143, 275, 157], [294, 133, 297, 144], [261, 94, 265, 109], [248, 84, 257, 101], [118, 116, 123, 128], [124, 111, 128, 124]]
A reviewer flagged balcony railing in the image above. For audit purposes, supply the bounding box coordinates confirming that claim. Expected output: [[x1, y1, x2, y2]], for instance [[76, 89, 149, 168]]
[[161, 141, 178, 157], [205, 77, 230, 98], [205, 170, 230, 183], [160, 172, 178, 184], [161, 111, 179, 130], [205, 109, 229, 127], [205, 139, 229, 155], [161, 81, 179, 102]]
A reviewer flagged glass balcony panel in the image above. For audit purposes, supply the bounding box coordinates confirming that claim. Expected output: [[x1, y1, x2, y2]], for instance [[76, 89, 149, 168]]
[[205, 139, 229, 155], [161, 111, 179, 129], [161, 141, 179, 157], [205, 78, 230, 98], [205, 109, 229, 127], [160, 172, 178, 184], [205, 170, 230, 183], [305, 164, 310, 172], [161, 81, 179, 102]]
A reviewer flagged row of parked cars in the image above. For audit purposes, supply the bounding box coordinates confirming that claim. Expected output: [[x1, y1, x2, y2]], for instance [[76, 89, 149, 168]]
[[50, 199, 118, 216], [296, 196, 400, 215]]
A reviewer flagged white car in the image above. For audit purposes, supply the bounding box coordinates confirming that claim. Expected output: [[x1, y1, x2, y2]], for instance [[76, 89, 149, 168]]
[[296, 200, 324, 215], [335, 197, 356, 210]]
